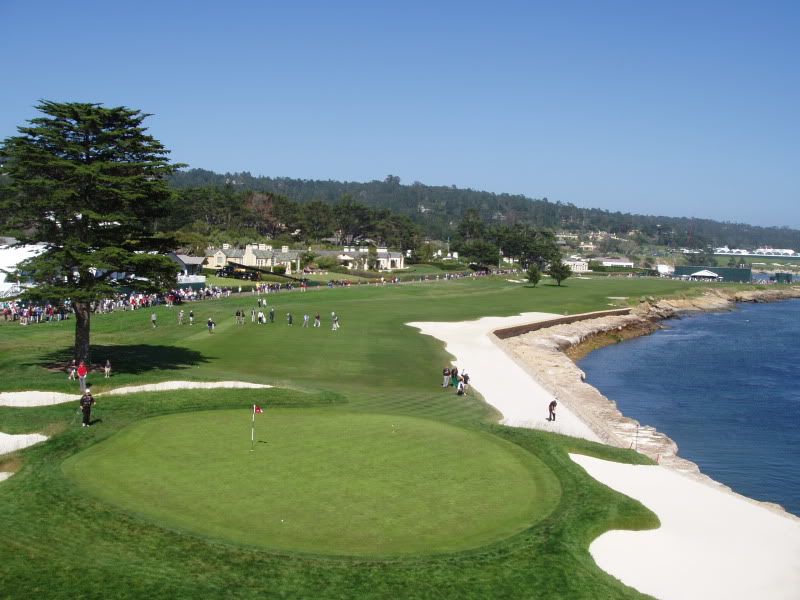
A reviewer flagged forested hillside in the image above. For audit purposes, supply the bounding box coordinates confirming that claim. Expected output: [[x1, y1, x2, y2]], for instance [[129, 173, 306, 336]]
[[170, 169, 800, 249]]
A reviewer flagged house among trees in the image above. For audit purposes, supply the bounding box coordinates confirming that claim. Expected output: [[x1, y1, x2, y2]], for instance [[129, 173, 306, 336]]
[[314, 247, 405, 271], [205, 244, 302, 274]]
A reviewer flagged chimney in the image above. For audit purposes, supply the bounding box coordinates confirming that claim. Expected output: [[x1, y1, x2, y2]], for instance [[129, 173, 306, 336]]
[[259, 243, 267, 250], [222, 243, 230, 250], [281, 245, 289, 253], [377, 247, 387, 254]]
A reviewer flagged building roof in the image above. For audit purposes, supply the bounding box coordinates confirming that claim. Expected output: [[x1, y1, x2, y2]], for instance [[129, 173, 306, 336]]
[[689, 269, 720, 278], [175, 254, 206, 266], [274, 250, 301, 261]]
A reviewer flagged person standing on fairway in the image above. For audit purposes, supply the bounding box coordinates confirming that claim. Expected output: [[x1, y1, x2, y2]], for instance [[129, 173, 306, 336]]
[[303, 314, 309, 328], [287, 312, 293, 326], [442, 366, 450, 388], [80, 386, 95, 427], [314, 313, 321, 328], [151, 312, 157, 328], [189, 310, 194, 325], [104, 359, 112, 379], [178, 309, 184, 325], [67, 359, 77, 381], [331, 312, 339, 331], [269, 307, 275, 323], [77, 361, 89, 392], [207, 317, 215, 333]]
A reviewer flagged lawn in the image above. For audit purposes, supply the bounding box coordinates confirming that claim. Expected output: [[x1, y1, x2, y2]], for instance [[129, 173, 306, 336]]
[[0, 275, 727, 598], [63, 409, 559, 556]]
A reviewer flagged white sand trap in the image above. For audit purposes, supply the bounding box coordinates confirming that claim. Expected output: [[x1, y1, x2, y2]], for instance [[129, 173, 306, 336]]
[[0, 472, 12, 482], [408, 313, 600, 441], [0, 381, 272, 406], [0, 432, 48, 456], [570, 453, 800, 600], [0, 390, 78, 407], [104, 381, 272, 396]]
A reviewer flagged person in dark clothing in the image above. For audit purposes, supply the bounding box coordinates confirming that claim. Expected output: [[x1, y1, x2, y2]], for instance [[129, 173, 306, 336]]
[[269, 307, 275, 323], [548, 400, 557, 422], [80, 387, 95, 427]]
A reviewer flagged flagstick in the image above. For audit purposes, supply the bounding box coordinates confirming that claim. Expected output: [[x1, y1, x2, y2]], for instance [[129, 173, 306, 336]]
[[251, 404, 255, 452]]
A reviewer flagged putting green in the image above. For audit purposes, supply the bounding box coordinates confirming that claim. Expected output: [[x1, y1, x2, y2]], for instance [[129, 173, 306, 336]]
[[62, 409, 560, 556]]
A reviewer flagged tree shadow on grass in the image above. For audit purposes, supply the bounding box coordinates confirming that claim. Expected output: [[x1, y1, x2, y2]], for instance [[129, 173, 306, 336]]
[[36, 344, 213, 375]]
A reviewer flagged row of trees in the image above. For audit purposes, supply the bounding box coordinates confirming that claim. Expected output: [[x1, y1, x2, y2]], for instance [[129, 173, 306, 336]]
[[164, 188, 421, 253], [170, 169, 800, 250]]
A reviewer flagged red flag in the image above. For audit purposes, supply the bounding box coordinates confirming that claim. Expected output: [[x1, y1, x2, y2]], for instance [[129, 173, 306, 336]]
[[254, 405, 263, 414]]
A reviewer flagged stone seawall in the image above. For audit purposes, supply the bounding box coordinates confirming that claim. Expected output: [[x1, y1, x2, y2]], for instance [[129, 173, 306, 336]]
[[497, 285, 800, 512]]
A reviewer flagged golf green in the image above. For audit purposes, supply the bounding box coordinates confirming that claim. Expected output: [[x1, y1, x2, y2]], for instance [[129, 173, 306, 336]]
[[62, 409, 560, 556]]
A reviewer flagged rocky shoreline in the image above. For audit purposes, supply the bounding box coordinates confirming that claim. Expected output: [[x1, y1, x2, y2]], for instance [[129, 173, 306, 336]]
[[498, 285, 800, 516]]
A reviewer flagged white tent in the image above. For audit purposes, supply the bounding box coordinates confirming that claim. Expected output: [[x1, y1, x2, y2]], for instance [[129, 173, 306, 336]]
[[0, 242, 47, 296], [689, 269, 721, 279]]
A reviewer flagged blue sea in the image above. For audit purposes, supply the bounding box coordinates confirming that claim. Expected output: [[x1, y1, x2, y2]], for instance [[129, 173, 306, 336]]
[[578, 299, 800, 516]]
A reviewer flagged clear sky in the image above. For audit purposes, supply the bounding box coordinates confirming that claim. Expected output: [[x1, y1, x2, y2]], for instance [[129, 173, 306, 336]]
[[1, 0, 798, 228]]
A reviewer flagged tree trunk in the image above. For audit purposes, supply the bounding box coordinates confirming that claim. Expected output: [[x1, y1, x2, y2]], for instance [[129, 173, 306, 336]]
[[73, 301, 91, 363]]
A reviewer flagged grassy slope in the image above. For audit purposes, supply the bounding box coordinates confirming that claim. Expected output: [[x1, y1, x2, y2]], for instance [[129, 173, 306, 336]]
[[0, 276, 727, 598]]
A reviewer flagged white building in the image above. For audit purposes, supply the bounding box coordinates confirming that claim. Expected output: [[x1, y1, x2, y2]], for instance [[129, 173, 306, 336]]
[[564, 259, 588, 273], [205, 244, 302, 274], [0, 239, 47, 298], [600, 258, 635, 268], [316, 246, 405, 271], [656, 264, 675, 276]]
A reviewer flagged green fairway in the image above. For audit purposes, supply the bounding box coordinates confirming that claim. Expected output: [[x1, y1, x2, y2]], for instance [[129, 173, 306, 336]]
[[2, 275, 736, 597], [63, 409, 559, 555]]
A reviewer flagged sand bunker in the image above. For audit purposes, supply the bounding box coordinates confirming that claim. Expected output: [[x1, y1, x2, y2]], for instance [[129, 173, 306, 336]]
[[0, 381, 272, 407], [0, 390, 77, 407], [103, 381, 272, 396], [570, 453, 800, 600], [0, 432, 48, 456], [408, 313, 600, 441]]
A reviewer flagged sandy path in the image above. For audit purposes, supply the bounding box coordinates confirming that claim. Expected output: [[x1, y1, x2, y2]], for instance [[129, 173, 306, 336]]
[[408, 313, 600, 441], [0, 380, 272, 407], [570, 453, 800, 600]]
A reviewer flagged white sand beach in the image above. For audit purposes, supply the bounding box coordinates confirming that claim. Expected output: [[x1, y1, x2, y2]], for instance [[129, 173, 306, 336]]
[[409, 312, 600, 441], [571, 453, 800, 600], [410, 311, 800, 600]]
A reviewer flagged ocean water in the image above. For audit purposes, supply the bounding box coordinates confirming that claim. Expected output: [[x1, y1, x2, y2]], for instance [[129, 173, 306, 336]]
[[578, 299, 800, 516]]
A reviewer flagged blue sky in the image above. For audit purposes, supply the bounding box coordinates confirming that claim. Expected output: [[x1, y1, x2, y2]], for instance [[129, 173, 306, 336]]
[[1, 1, 798, 228]]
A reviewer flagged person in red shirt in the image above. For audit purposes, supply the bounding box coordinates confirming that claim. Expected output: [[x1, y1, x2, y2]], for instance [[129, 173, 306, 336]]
[[77, 361, 89, 392]]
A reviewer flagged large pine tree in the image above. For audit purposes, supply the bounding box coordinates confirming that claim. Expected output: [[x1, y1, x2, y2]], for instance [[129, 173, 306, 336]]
[[0, 101, 182, 362]]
